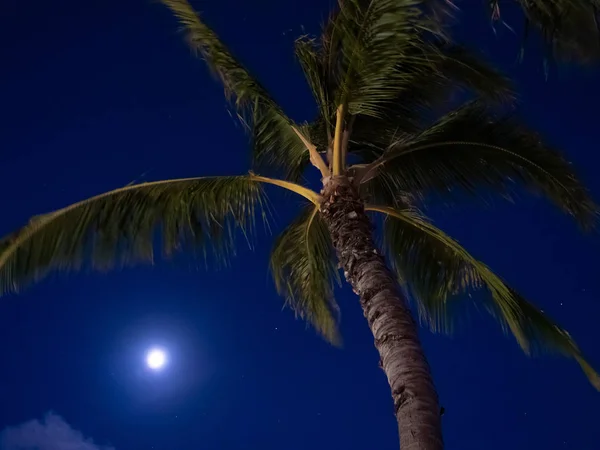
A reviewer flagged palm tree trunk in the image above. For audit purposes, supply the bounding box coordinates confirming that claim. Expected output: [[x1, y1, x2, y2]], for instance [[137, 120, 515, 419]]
[[320, 176, 443, 450]]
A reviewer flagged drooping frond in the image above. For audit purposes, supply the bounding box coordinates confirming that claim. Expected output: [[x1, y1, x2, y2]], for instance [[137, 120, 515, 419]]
[[0, 176, 269, 296], [270, 205, 341, 343], [368, 204, 600, 390], [160, 0, 318, 179], [361, 102, 598, 229], [489, 0, 600, 64]]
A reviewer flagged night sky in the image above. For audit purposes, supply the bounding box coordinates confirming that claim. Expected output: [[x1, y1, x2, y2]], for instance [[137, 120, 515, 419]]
[[1, 1, 599, 449]]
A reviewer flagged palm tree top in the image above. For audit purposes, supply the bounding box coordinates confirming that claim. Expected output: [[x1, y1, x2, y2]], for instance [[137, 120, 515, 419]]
[[0, 0, 598, 390]]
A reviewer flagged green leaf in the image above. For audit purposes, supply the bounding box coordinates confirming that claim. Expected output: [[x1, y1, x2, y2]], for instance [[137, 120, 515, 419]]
[[160, 0, 307, 179], [329, 0, 444, 117], [428, 44, 514, 104], [295, 36, 333, 129], [371, 204, 600, 390], [364, 101, 598, 229], [0, 176, 268, 295], [270, 205, 341, 344], [343, 42, 513, 164]]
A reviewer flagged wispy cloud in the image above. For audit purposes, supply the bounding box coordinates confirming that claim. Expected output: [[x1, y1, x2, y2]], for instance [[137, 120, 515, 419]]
[[0, 412, 114, 450]]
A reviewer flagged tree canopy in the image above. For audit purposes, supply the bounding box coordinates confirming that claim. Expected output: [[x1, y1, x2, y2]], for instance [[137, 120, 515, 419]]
[[0, 0, 597, 389]]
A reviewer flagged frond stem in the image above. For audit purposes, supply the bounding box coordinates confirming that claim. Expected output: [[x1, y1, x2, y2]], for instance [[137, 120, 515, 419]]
[[249, 174, 321, 204], [291, 126, 330, 178], [333, 103, 347, 175], [304, 205, 320, 258]]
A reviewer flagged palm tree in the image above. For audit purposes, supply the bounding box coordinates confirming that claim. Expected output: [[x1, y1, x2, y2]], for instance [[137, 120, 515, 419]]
[[1, 0, 598, 448]]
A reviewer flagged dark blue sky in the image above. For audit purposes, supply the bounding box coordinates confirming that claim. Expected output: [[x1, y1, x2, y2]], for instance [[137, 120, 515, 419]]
[[1, 1, 599, 449]]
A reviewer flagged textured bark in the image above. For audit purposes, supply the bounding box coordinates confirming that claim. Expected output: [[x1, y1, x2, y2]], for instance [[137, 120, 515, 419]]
[[320, 176, 443, 450]]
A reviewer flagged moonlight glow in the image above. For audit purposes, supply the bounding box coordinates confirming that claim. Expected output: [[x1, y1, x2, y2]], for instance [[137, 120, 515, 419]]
[[146, 348, 167, 370]]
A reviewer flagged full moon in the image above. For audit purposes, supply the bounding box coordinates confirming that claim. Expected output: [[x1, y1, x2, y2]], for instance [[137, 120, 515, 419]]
[[146, 348, 167, 370]]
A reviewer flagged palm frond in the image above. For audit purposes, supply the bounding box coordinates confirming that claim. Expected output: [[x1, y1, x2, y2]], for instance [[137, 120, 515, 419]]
[[160, 0, 309, 179], [360, 170, 418, 208], [489, 0, 600, 64], [0, 176, 268, 296], [369, 204, 600, 390], [295, 36, 333, 129], [429, 44, 514, 104], [293, 5, 512, 171], [252, 111, 315, 181], [270, 205, 341, 343], [329, 0, 444, 117], [429, 0, 600, 64], [362, 102, 597, 229], [344, 42, 513, 166]]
